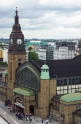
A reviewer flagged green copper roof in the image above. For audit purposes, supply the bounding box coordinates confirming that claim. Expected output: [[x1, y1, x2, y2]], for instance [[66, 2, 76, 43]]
[[41, 63, 49, 69], [13, 87, 34, 96], [40, 62, 50, 79], [60, 93, 81, 102]]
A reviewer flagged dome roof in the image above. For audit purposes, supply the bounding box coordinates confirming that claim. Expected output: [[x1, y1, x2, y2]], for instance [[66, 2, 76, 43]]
[[60, 93, 81, 102], [41, 62, 49, 69]]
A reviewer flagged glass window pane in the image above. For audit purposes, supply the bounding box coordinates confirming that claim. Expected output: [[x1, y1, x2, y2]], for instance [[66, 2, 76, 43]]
[[57, 80, 60, 86], [72, 85, 75, 88], [68, 85, 71, 88], [69, 79, 71, 85], [64, 79, 67, 86], [72, 78, 75, 85], [57, 91, 60, 95], [64, 90, 67, 94], [60, 86, 63, 89], [57, 87, 60, 90], [76, 78, 78, 84], [79, 88, 81, 91], [69, 90, 72, 93], [60, 90, 63, 94], [72, 89, 75, 93], [61, 79, 63, 86], [64, 86, 67, 89], [79, 78, 81, 84], [76, 85, 78, 88]]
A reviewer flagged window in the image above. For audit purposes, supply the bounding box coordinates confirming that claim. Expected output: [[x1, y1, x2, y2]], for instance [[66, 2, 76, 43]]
[[64, 79, 67, 86], [79, 78, 81, 84], [76, 105, 80, 110], [57, 80, 60, 86], [72, 78, 75, 85], [69, 79, 71, 85], [76, 78, 78, 83]]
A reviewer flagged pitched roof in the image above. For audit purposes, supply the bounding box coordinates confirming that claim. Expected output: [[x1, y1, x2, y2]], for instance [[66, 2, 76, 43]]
[[29, 56, 81, 78], [51, 95, 62, 103]]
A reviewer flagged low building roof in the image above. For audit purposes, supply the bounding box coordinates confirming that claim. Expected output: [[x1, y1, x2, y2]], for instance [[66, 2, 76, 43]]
[[60, 93, 81, 102], [13, 87, 35, 96], [51, 95, 62, 103], [73, 109, 81, 117]]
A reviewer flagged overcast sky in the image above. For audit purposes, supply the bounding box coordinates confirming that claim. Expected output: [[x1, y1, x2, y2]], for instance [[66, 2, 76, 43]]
[[0, 0, 81, 39]]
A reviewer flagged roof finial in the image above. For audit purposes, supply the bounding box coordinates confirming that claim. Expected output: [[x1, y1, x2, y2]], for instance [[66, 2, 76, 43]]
[[15, 7, 18, 15], [44, 61, 46, 65]]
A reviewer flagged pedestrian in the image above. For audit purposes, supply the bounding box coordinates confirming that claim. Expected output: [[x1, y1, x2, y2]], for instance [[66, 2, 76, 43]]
[[26, 116, 29, 121], [42, 119, 43, 124], [30, 118, 32, 123]]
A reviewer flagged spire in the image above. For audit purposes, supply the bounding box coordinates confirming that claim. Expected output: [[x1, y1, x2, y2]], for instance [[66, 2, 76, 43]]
[[44, 61, 46, 65], [11, 8, 21, 32], [12, 7, 21, 31], [15, 7, 18, 15], [15, 7, 19, 24]]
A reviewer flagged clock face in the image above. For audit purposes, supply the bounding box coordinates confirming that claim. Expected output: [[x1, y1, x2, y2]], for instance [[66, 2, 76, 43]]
[[10, 39, 13, 44], [17, 39, 22, 44]]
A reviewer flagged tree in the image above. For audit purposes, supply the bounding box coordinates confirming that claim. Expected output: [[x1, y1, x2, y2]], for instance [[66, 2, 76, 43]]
[[28, 46, 32, 51], [0, 61, 7, 65], [0, 43, 4, 49], [28, 51, 39, 60]]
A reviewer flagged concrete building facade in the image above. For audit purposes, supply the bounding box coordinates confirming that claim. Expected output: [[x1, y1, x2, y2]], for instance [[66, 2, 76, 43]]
[[54, 42, 76, 60]]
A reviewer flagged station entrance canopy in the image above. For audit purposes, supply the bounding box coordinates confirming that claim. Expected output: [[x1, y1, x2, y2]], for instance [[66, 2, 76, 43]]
[[13, 87, 35, 96]]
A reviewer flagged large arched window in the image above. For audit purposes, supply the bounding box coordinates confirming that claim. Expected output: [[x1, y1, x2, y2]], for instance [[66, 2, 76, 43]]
[[16, 68, 39, 91]]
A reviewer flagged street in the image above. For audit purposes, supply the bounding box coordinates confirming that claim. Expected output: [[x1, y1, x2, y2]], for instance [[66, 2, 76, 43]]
[[0, 100, 60, 124]]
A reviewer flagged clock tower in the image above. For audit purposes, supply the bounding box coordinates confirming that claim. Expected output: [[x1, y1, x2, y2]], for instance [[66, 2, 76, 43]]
[[7, 8, 26, 100]]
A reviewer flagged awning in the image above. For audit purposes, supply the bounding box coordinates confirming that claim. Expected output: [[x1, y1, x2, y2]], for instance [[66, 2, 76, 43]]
[[14, 102, 25, 109], [13, 87, 35, 96]]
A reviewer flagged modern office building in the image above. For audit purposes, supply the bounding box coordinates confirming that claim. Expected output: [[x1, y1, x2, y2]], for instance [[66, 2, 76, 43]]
[[3, 48, 8, 63], [54, 42, 76, 60], [75, 43, 81, 57], [46, 46, 54, 60]]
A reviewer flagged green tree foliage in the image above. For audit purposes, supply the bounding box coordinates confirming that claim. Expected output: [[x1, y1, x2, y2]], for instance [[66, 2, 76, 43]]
[[28, 51, 39, 60], [0, 61, 7, 65], [0, 43, 4, 49], [28, 46, 32, 51]]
